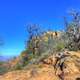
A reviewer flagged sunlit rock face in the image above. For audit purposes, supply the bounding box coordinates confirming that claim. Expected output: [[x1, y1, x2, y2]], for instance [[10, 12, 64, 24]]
[[0, 51, 80, 80]]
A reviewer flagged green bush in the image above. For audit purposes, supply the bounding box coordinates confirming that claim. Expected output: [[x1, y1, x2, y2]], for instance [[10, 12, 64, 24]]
[[0, 66, 8, 75], [13, 63, 23, 70], [64, 10, 80, 51], [56, 42, 65, 51]]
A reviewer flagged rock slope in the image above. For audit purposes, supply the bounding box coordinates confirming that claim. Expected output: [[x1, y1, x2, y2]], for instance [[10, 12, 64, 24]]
[[0, 51, 80, 80]]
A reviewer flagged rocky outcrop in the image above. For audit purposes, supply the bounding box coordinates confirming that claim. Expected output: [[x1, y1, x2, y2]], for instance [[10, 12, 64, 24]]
[[0, 65, 59, 80], [40, 51, 80, 80], [0, 51, 80, 80]]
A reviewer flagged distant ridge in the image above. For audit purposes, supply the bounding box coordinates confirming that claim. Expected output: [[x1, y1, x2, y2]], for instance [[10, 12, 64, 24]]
[[0, 56, 10, 61]]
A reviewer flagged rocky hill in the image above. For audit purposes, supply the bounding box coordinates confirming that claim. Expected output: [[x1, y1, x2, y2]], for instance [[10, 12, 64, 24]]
[[1, 10, 80, 80], [0, 30, 80, 80], [0, 50, 80, 80]]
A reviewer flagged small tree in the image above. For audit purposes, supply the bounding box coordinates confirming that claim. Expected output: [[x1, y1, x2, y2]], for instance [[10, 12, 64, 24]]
[[26, 24, 44, 56], [64, 10, 80, 51]]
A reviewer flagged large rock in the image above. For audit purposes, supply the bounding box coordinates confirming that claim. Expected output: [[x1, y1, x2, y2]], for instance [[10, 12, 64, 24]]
[[0, 51, 80, 80], [55, 51, 80, 80], [0, 65, 59, 80]]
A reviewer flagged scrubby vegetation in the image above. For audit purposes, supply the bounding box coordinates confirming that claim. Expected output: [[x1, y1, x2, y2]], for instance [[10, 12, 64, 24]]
[[0, 61, 8, 75], [1, 10, 80, 75], [19, 10, 80, 67], [64, 10, 80, 51]]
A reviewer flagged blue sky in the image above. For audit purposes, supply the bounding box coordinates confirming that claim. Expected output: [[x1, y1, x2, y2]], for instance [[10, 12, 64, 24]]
[[0, 0, 80, 57]]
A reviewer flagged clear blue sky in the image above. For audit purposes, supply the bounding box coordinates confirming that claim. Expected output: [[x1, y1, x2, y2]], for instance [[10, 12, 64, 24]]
[[0, 0, 80, 57]]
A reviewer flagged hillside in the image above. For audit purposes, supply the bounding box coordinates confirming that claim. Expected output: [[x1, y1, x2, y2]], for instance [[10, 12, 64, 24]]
[[0, 28, 80, 80], [0, 51, 80, 80], [1, 11, 80, 80]]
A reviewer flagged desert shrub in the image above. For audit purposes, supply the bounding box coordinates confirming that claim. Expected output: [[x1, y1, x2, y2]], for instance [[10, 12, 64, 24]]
[[0, 61, 4, 65], [0, 65, 8, 75], [55, 41, 65, 51], [22, 10, 80, 66], [47, 32, 66, 52], [26, 24, 43, 55], [13, 63, 23, 70], [20, 49, 38, 66], [64, 10, 80, 51], [20, 50, 29, 64], [0, 61, 7, 74], [23, 30, 66, 65]]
